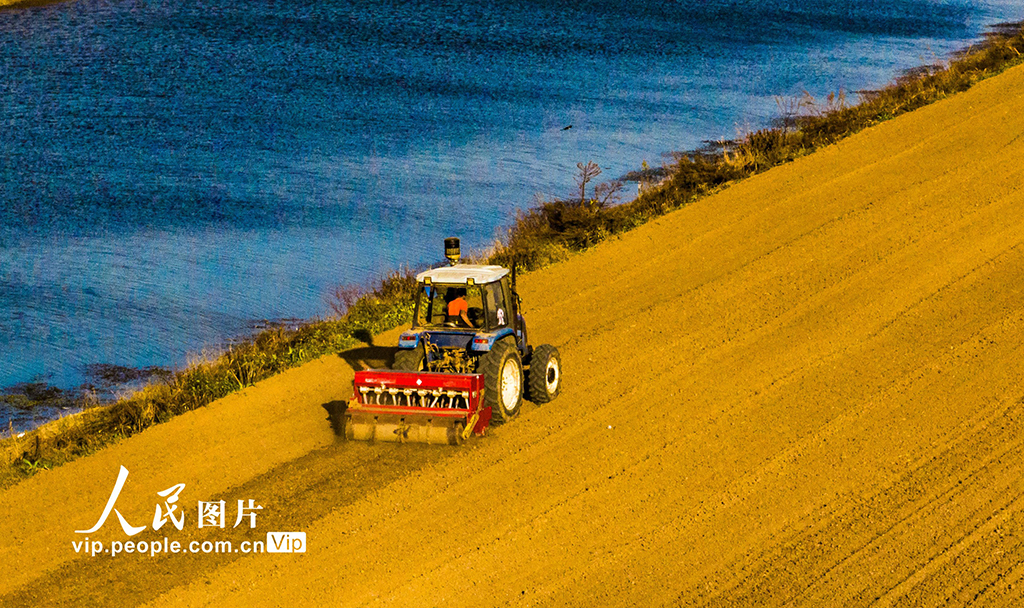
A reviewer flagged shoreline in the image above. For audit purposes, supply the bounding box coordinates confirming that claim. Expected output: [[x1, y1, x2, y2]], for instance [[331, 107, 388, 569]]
[[1, 4, 1021, 403], [1, 3, 1019, 409], [1, 11, 1022, 480], [1, 316, 306, 435]]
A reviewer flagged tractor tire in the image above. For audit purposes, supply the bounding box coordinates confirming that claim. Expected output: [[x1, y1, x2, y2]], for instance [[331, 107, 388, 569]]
[[526, 344, 561, 404], [479, 339, 523, 423], [392, 348, 424, 371]]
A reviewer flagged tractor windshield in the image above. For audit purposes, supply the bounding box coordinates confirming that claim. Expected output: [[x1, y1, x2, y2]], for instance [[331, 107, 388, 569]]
[[414, 283, 486, 329]]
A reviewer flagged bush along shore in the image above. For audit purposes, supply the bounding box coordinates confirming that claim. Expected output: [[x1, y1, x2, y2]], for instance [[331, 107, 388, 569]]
[[2, 22, 1022, 488]]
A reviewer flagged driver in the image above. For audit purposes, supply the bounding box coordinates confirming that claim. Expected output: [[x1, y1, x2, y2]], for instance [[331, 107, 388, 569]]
[[446, 287, 472, 327]]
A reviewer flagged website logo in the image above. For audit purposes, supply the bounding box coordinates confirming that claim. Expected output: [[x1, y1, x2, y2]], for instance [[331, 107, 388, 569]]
[[266, 532, 306, 553]]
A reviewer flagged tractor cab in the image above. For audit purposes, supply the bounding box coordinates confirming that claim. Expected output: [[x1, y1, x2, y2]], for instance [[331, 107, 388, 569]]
[[398, 264, 529, 366], [412, 264, 519, 331]]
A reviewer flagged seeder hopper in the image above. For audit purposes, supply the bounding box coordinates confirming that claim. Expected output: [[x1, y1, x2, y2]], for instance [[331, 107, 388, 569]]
[[345, 369, 489, 445], [339, 238, 562, 445]]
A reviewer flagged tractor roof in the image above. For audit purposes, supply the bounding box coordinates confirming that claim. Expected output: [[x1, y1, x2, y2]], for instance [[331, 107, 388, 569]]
[[416, 264, 509, 285]]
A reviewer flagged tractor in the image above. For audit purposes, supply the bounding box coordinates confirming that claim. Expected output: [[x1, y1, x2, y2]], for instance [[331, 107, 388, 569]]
[[340, 238, 562, 444]]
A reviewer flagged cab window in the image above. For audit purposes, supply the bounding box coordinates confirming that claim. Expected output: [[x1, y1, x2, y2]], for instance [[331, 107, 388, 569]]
[[414, 283, 484, 328], [483, 281, 509, 329]]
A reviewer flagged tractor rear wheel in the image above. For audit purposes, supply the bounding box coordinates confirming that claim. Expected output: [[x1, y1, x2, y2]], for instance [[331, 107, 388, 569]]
[[526, 344, 561, 404], [480, 339, 523, 423], [392, 348, 424, 371]]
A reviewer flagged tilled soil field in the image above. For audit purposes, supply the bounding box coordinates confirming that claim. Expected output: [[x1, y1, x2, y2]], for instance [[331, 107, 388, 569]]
[[3, 64, 1024, 607]]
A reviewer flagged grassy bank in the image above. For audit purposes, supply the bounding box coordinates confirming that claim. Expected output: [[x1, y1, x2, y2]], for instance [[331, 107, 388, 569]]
[[2, 22, 1021, 489]]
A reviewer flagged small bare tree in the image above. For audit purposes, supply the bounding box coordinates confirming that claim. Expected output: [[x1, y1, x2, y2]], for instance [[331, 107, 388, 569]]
[[325, 283, 364, 318], [575, 161, 602, 203], [594, 180, 624, 205]]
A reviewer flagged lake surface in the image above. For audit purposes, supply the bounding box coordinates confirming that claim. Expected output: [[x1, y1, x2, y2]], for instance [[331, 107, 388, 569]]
[[1, 0, 1021, 425]]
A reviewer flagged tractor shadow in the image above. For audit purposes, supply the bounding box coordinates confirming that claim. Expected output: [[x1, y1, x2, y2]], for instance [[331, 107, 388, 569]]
[[324, 329, 398, 435], [337, 328, 399, 372]]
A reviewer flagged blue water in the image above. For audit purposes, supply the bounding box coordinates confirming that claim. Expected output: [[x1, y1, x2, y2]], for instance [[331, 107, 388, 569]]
[[1, 0, 1021, 413]]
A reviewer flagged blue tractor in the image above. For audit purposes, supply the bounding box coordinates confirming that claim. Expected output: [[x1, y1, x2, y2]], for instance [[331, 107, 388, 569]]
[[389, 238, 562, 425]]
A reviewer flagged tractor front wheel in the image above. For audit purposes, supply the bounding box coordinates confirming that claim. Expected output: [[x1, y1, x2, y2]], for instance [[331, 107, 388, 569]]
[[526, 344, 561, 404], [480, 340, 523, 423]]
